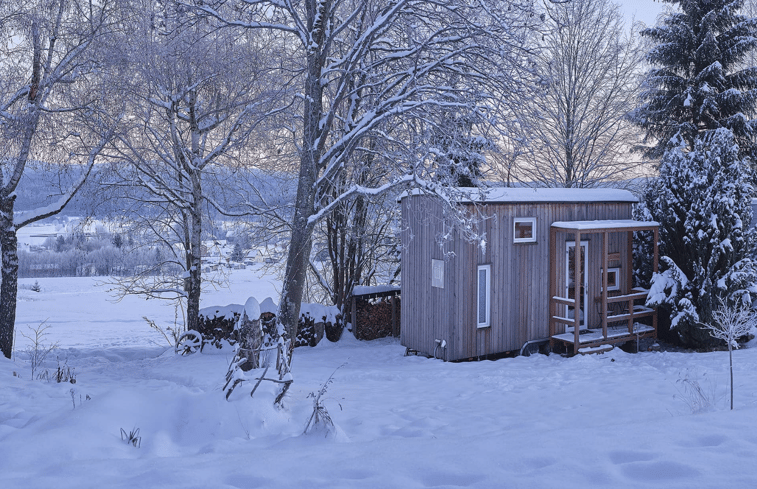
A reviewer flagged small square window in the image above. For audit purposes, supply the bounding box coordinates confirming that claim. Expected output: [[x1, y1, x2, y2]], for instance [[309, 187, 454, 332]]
[[602, 267, 620, 291], [513, 217, 537, 243]]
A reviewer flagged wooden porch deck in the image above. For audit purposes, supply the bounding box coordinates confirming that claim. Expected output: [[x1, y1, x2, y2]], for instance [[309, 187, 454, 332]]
[[551, 323, 656, 350], [548, 220, 659, 355]]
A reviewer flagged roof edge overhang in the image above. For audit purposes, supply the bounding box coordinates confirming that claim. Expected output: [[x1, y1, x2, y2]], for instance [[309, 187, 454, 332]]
[[400, 187, 638, 205], [551, 219, 658, 233]]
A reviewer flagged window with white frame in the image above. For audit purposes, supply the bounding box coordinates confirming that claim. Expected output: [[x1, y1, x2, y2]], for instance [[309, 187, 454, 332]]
[[601, 267, 620, 291], [431, 259, 444, 288], [477, 264, 491, 328], [513, 217, 537, 243]]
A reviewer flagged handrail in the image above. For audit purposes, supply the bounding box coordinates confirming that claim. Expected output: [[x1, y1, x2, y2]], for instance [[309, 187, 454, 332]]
[[552, 296, 575, 305], [605, 291, 647, 303]]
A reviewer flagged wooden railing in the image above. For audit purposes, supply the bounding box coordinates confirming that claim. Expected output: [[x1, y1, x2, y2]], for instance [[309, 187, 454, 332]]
[[550, 287, 656, 347]]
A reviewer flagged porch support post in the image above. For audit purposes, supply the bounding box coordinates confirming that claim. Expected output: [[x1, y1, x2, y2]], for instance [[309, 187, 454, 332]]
[[653, 226, 659, 335], [352, 296, 357, 339], [391, 295, 398, 338], [626, 230, 634, 292], [602, 231, 608, 340], [573, 230, 581, 354], [549, 226, 557, 349], [653, 227, 659, 274], [626, 230, 634, 334]]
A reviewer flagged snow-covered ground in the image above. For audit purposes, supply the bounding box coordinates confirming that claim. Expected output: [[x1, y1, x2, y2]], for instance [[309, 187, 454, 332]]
[[3, 268, 757, 488]]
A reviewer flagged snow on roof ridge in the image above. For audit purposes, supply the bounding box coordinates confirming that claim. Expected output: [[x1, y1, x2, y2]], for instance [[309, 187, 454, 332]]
[[401, 187, 638, 203], [466, 187, 638, 203], [551, 219, 659, 230], [352, 284, 401, 296]]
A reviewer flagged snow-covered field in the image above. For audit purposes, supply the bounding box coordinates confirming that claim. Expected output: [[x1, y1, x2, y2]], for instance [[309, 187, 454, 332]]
[[3, 268, 757, 488]]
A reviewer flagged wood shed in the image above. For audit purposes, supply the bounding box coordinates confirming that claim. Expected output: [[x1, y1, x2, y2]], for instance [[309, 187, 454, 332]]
[[400, 188, 659, 359]]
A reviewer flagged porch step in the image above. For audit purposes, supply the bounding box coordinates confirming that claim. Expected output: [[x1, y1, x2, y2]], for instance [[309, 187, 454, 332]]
[[578, 345, 614, 355], [552, 324, 655, 344]]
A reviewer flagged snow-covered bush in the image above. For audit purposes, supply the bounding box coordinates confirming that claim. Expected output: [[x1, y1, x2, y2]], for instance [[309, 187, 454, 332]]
[[645, 129, 757, 348], [647, 256, 698, 331]]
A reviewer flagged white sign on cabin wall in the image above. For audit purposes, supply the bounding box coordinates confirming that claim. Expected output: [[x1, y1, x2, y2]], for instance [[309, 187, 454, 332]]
[[432, 259, 444, 288]]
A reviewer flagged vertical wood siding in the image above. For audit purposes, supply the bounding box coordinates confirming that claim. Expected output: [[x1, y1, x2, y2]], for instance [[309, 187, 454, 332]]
[[401, 196, 632, 360]]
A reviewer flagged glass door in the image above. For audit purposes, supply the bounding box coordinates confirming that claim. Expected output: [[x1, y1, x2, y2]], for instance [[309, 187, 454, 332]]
[[565, 241, 588, 330]]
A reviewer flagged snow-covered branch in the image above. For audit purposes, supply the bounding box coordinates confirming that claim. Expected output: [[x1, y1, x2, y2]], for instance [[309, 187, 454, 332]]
[[15, 123, 118, 229]]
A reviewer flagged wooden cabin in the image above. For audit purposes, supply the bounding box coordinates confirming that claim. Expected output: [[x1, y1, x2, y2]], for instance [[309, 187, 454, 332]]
[[400, 188, 659, 359]]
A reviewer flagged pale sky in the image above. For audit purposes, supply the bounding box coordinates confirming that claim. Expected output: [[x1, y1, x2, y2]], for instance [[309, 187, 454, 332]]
[[618, 0, 667, 29]]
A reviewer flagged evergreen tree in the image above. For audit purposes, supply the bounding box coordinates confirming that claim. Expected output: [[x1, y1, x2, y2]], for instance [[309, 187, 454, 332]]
[[646, 129, 757, 348], [230, 243, 244, 263], [632, 196, 656, 289], [634, 0, 757, 159], [433, 111, 489, 187], [55, 235, 66, 253]]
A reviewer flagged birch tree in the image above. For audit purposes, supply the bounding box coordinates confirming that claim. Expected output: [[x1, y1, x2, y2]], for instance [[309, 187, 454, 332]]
[[0, 0, 118, 359], [102, 0, 279, 335], [190, 0, 539, 365]]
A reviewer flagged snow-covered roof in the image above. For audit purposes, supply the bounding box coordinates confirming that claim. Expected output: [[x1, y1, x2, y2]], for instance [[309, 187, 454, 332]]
[[352, 285, 401, 296], [402, 187, 638, 204], [551, 219, 658, 231], [461, 187, 638, 204]]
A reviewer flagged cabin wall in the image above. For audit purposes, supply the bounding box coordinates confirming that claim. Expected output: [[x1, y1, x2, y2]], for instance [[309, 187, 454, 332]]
[[401, 196, 633, 360], [400, 196, 457, 358]]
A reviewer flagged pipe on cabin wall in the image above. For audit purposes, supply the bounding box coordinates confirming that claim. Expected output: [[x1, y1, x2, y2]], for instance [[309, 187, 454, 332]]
[[433, 339, 447, 361], [519, 338, 549, 357]]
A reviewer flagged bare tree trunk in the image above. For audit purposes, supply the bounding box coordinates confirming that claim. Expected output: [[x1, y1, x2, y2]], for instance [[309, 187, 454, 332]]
[[326, 202, 346, 309], [186, 173, 203, 334], [0, 197, 18, 358], [277, 0, 325, 348], [279, 158, 317, 346]]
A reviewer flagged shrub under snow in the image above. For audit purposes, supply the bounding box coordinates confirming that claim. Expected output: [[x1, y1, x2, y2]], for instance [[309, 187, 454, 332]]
[[645, 129, 757, 348]]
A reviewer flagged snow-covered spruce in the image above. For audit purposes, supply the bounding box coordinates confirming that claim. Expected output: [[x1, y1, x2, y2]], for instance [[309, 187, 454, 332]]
[[633, 0, 757, 160], [645, 129, 757, 348]]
